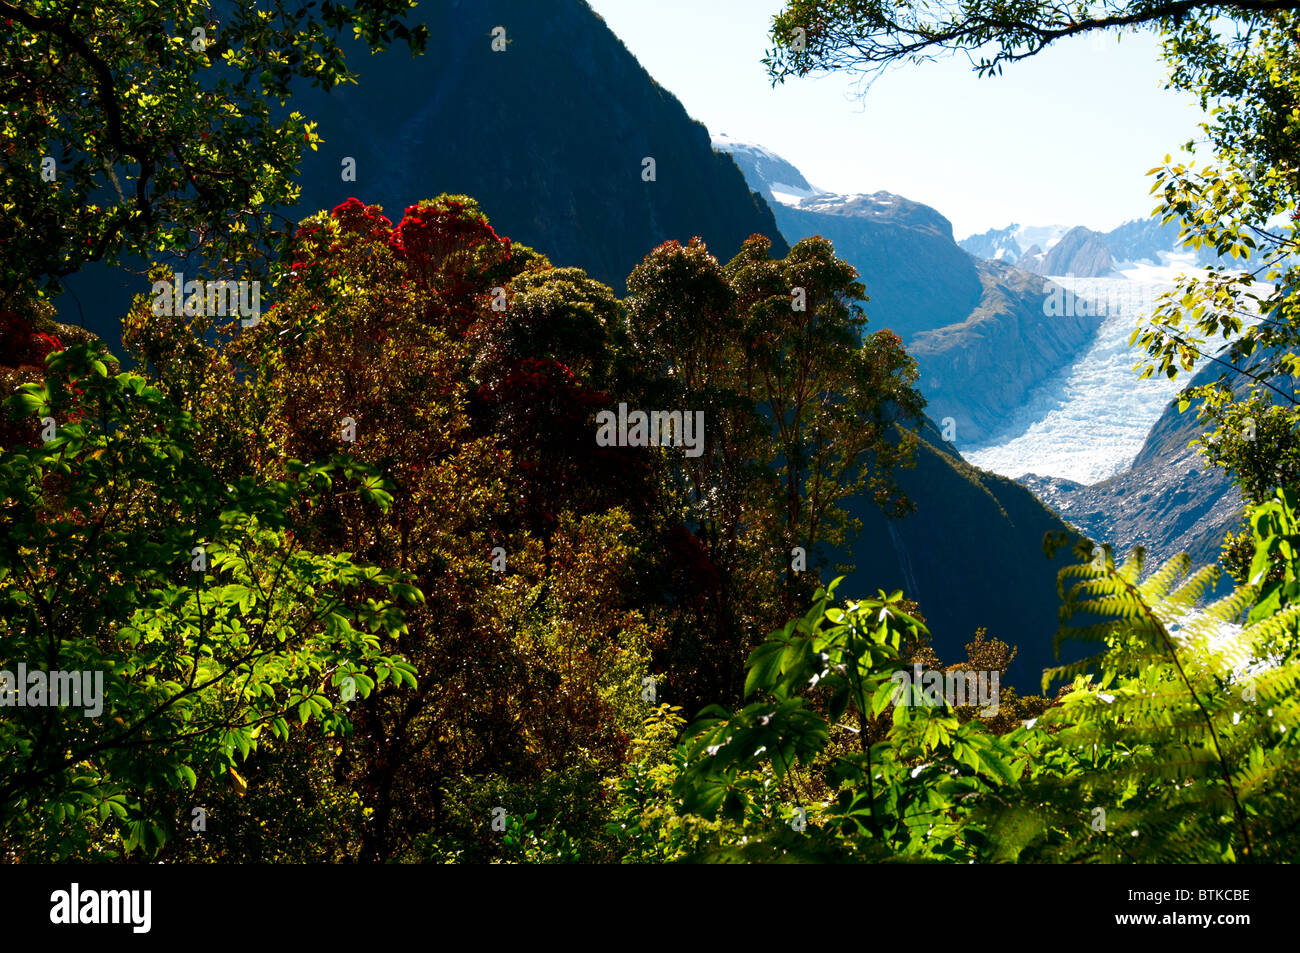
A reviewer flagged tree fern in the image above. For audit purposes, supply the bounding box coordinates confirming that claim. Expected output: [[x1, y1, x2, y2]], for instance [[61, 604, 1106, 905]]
[[986, 512, 1300, 862]]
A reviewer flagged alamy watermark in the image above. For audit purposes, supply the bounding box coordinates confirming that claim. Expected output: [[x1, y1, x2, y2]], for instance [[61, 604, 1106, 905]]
[[1042, 281, 1170, 319], [0, 663, 104, 717], [595, 403, 704, 458], [889, 663, 1000, 716], [50, 883, 150, 933], [151, 271, 261, 326]]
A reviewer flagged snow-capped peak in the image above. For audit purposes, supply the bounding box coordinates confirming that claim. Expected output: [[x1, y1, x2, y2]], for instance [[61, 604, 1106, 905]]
[[712, 133, 829, 206]]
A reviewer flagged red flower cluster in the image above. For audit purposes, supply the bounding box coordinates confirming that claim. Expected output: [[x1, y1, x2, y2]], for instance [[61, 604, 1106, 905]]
[[331, 197, 393, 242], [0, 311, 71, 447], [499, 356, 579, 394], [0, 310, 63, 370], [388, 199, 511, 283]]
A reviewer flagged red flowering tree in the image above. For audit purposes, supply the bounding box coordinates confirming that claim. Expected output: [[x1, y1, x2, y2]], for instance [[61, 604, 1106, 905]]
[[387, 196, 517, 333], [209, 196, 660, 860], [0, 299, 101, 448], [467, 262, 655, 541], [114, 192, 925, 859]]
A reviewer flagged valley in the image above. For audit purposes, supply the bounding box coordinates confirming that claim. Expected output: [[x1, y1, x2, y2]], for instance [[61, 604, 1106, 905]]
[[7, 0, 1295, 869], [962, 273, 1185, 485]]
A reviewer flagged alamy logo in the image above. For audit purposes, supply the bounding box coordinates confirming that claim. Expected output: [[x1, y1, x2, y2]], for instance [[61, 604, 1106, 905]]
[[49, 883, 151, 933], [596, 403, 705, 458], [0, 663, 104, 717], [151, 272, 261, 326], [1042, 281, 1167, 319], [889, 663, 999, 716]]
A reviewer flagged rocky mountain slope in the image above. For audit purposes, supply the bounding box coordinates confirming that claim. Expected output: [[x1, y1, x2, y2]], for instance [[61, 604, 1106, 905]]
[[960, 223, 1069, 263], [716, 137, 1101, 443], [57, 0, 788, 346], [1019, 358, 1243, 572], [837, 417, 1087, 692], [906, 261, 1104, 440], [292, 1, 788, 291], [1034, 227, 1115, 277]]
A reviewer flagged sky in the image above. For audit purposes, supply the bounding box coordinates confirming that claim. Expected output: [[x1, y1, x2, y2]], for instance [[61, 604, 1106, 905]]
[[584, 0, 1210, 239]]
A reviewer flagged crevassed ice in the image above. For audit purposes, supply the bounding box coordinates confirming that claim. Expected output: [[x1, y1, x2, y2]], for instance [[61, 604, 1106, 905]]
[[962, 271, 1189, 485]]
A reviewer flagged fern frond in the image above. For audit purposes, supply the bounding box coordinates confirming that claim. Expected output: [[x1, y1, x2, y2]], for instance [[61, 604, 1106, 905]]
[[1116, 547, 1146, 585], [1138, 552, 1191, 604], [1155, 564, 1220, 620]]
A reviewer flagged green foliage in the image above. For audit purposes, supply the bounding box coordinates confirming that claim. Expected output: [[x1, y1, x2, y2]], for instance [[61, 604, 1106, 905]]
[[624, 234, 926, 707], [979, 526, 1300, 862], [1244, 487, 1300, 624], [406, 763, 618, 864], [120, 196, 666, 861], [0, 0, 427, 299], [7, 0, 1297, 867], [1193, 393, 1300, 507], [612, 494, 1300, 864], [150, 730, 369, 863], [669, 580, 1020, 862], [1129, 12, 1300, 501], [764, 1, 1206, 83], [745, 0, 1300, 868], [0, 343, 417, 860], [606, 704, 805, 863]]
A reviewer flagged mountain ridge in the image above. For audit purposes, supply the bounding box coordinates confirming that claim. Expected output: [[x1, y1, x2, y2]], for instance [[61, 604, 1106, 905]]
[[959, 217, 1229, 277], [715, 136, 1102, 444], [58, 0, 789, 347]]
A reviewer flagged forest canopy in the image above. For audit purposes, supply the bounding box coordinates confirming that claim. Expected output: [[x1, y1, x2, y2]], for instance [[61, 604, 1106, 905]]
[[1, 0, 1299, 864]]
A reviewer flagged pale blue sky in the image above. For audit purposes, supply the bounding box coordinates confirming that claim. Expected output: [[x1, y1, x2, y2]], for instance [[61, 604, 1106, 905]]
[[585, 0, 1209, 239]]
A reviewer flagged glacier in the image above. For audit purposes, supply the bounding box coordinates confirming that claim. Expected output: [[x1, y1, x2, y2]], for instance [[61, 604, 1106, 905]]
[[961, 268, 1194, 484]]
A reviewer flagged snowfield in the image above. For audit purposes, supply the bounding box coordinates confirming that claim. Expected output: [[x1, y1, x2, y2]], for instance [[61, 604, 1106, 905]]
[[961, 268, 1195, 485]]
